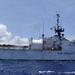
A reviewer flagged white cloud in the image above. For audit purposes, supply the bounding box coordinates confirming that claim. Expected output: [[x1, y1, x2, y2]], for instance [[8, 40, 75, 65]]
[[0, 24, 29, 45], [10, 36, 29, 45], [0, 24, 12, 43]]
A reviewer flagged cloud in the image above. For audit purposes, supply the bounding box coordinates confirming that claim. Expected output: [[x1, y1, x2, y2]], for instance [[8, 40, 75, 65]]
[[10, 36, 29, 45], [0, 24, 29, 45], [0, 24, 12, 43]]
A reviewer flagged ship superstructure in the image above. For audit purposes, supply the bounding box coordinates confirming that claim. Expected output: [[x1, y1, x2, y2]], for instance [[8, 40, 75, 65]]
[[0, 14, 75, 60]]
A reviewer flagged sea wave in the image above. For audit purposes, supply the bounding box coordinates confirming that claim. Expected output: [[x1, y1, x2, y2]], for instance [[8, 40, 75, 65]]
[[39, 70, 75, 75], [39, 70, 55, 74]]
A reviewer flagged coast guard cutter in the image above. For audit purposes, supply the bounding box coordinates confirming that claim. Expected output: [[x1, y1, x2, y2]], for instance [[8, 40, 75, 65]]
[[0, 14, 75, 61]]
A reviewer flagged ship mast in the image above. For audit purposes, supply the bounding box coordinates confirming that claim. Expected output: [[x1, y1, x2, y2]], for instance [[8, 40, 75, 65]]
[[41, 20, 45, 50], [55, 14, 64, 40]]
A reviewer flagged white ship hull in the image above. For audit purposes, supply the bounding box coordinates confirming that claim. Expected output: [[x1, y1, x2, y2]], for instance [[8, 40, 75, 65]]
[[0, 49, 75, 61]]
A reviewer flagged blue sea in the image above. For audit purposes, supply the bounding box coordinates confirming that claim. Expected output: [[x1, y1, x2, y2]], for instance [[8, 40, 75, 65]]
[[0, 60, 75, 75]]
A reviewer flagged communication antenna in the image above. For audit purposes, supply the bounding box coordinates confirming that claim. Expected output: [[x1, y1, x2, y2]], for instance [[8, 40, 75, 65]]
[[39, 23, 41, 38], [42, 19, 45, 50], [43, 19, 45, 35]]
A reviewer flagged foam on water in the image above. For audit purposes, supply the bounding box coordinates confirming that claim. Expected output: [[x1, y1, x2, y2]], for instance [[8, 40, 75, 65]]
[[39, 70, 55, 74], [39, 70, 75, 75]]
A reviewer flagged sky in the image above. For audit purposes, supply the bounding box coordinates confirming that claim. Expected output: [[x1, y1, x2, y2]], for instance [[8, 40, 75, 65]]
[[0, 0, 75, 44]]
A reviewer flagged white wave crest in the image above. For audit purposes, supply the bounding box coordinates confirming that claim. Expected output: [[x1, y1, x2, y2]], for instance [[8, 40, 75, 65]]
[[39, 70, 55, 74], [39, 70, 75, 75]]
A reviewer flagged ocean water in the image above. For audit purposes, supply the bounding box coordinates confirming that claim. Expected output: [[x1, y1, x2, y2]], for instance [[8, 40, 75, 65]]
[[0, 60, 75, 75]]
